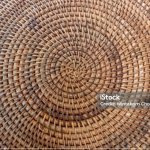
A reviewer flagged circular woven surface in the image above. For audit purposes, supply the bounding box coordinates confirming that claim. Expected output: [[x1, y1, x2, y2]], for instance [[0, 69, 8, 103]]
[[0, 0, 150, 149]]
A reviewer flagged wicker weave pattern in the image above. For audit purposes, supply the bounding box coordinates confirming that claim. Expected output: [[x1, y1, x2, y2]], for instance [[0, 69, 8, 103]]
[[0, 0, 150, 148]]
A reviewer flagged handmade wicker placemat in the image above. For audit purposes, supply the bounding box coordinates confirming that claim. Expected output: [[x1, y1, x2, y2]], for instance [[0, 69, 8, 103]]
[[0, 0, 150, 149]]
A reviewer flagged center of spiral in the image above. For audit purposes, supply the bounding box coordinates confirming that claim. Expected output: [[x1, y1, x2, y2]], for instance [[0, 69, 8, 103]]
[[61, 56, 85, 81], [47, 50, 100, 96]]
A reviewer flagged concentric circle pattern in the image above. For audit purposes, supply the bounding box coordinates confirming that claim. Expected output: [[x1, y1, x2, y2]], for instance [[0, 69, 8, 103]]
[[0, 0, 150, 149]]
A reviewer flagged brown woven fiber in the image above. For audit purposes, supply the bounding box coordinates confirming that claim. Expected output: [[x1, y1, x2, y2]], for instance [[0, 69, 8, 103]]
[[0, 0, 150, 149]]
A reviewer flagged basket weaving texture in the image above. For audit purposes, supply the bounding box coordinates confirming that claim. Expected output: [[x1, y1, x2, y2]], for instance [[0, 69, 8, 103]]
[[0, 0, 150, 149]]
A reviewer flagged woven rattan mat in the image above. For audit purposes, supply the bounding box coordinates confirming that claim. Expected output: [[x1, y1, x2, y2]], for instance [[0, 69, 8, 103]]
[[0, 0, 150, 149]]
